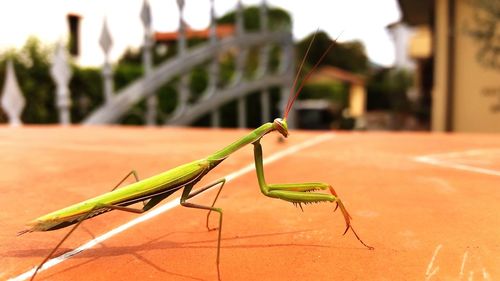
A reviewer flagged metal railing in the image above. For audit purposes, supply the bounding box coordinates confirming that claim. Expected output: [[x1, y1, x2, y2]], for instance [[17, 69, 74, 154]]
[[1, 0, 295, 128]]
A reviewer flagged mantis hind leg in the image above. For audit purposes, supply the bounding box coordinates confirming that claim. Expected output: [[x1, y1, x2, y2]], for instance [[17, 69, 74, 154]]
[[180, 183, 224, 279], [111, 170, 140, 191], [111, 170, 154, 207], [30, 203, 151, 281], [29, 171, 145, 280], [185, 178, 227, 231]]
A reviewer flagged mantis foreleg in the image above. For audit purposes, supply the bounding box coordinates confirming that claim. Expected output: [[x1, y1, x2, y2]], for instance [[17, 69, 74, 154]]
[[253, 139, 373, 250]]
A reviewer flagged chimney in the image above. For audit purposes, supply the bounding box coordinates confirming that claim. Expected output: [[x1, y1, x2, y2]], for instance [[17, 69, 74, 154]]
[[67, 14, 81, 56]]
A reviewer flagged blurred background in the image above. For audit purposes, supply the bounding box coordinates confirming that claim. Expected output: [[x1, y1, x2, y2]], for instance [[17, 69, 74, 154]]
[[0, 0, 498, 132]]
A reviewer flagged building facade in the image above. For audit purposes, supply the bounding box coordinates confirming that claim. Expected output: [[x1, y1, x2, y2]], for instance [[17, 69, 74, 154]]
[[398, 0, 500, 132]]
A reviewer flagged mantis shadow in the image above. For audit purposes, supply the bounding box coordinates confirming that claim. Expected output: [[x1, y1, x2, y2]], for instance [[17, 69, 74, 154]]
[[7, 227, 355, 280]]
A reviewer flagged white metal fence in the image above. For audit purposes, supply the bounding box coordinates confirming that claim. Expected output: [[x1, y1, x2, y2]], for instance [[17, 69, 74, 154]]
[[1, 0, 295, 128]]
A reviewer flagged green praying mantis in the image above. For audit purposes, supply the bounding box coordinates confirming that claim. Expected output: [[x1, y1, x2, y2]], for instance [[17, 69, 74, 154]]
[[19, 33, 373, 281]]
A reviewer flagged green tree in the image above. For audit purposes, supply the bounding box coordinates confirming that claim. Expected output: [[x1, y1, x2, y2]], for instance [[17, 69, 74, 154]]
[[0, 38, 56, 123], [296, 31, 369, 75], [293, 31, 368, 113], [217, 6, 291, 31], [366, 68, 413, 113]]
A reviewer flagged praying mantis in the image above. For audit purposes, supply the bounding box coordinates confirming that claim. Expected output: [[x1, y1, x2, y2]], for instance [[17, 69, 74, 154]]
[[19, 33, 373, 281]]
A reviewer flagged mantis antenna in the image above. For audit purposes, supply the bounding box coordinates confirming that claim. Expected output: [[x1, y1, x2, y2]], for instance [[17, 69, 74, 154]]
[[284, 31, 342, 119]]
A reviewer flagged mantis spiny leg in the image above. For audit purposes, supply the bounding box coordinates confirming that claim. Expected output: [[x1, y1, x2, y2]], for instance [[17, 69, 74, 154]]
[[252, 139, 373, 250]]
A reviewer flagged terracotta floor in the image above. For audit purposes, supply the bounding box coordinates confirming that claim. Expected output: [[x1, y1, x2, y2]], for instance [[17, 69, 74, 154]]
[[0, 126, 499, 281]]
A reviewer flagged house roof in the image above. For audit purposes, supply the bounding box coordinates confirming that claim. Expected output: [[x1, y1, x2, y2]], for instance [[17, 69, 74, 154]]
[[155, 24, 235, 43], [308, 66, 365, 85]]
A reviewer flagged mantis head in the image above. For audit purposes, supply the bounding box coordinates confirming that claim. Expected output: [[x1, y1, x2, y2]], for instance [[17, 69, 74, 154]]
[[273, 118, 288, 137]]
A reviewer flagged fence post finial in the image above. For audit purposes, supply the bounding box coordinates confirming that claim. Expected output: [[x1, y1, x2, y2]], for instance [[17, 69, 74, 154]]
[[50, 42, 73, 125], [171, 0, 189, 121], [141, 0, 157, 125], [1, 60, 25, 126], [260, 0, 268, 32], [209, 0, 217, 43], [236, 0, 244, 35], [141, 0, 152, 31], [208, 0, 221, 127], [100, 18, 114, 104]]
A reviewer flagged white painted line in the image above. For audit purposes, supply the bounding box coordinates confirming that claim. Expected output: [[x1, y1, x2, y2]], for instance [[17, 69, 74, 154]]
[[460, 251, 468, 279], [414, 149, 500, 177], [469, 270, 474, 281], [422, 149, 496, 159], [477, 255, 492, 281], [9, 133, 335, 281], [427, 267, 439, 281], [425, 244, 442, 281], [482, 268, 491, 281]]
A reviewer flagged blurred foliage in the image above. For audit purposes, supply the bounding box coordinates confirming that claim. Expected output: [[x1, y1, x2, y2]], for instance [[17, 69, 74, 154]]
[[464, 0, 500, 71], [0, 5, 422, 129], [69, 67, 103, 122], [0, 38, 56, 123], [367, 68, 414, 112], [115, 5, 291, 126], [217, 6, 292, 31], [300, 82, 348, 106], [296, 31, 369, 75], [294, 30, 368, 125], [0, 38, 104, 123], [293, 31, 371, 129]]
